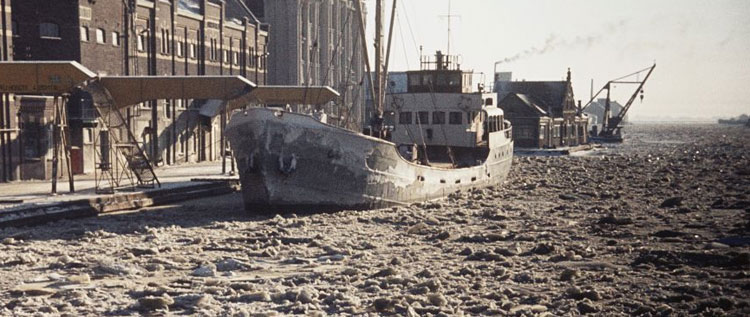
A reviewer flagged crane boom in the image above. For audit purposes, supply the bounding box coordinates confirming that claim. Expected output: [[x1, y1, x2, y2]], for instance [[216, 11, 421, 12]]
[[603, 64, 656, 136], [583, 64, 656, 141]]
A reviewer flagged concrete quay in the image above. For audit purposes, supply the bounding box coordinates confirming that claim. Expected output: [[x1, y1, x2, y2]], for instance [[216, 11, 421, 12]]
[[513, 144, 600, 156], [0, 162, 239, 228]]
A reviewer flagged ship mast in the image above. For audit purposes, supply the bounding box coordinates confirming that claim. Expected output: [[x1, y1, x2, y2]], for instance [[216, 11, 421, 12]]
[[355, 0, 393, 137], [374, 0, 385, 120]]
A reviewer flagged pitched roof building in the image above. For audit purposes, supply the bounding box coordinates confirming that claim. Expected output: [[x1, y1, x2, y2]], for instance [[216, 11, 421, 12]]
[[495, 69, 588, 148], [584, 98, 627, 128]]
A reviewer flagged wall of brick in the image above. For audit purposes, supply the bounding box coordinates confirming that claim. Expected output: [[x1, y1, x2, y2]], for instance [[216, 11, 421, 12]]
[[6, 0, 268, 181]]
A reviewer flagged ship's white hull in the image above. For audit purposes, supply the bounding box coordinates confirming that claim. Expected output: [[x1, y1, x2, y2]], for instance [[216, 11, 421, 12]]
[[225, 108, 513, 212]]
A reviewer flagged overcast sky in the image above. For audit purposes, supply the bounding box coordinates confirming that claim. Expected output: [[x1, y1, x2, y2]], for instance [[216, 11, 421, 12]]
[[363, 0, 750, 120]]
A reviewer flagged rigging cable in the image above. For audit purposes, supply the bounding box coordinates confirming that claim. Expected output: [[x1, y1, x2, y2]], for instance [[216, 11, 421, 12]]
[[320, 7, 354, 126], [399, 0, 421, 58]]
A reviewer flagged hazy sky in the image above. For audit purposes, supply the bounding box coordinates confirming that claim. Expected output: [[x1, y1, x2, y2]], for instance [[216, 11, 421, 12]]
[[363, 0, 750, 119]]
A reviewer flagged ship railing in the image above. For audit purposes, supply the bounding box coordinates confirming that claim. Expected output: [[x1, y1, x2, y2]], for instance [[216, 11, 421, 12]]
[[503, 120, 512, 139]]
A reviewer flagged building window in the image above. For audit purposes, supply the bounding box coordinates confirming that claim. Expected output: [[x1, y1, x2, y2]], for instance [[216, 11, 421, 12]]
[[40, 22, 60, 38], [137, 34, 145, 51], [165, 100, 172, 118], [188, 43, 196, 59], [417, 111, 429, 125], [233, 51, 239, 65], [432, 111, 446, 124], [96, 28, 106, 44], [80, 26, 89, 42], [84, 128, 93, 144], [222, 49, 228, 63], [449, 112, 462, 125], [165, 30, 170, 54], [160, 29, 169, 54], [178, 133, 185, 155], [176, 41, 184, 57], [248, 46, 255, 67], [540, 126, 546, 139], [112, 31, 120, 46], [11, 21, 18, 37], [398, 112, 412, 124]]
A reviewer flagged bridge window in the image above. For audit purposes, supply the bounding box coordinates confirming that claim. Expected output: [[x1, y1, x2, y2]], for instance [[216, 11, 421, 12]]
[[40, 22, 60, 38], [432, 111, 445, 124], [422, 74, 433, 86], [399, 112, 412, 124], [436, 73, 448, 86], [449, 112, 462, 125], [417, 111, 429, 125], [468, 111, 478, 124], [408, 74, 420, 86]]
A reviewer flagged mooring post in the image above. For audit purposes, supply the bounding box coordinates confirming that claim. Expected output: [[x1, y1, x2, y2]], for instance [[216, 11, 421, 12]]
[[51, 97, 60, 195]]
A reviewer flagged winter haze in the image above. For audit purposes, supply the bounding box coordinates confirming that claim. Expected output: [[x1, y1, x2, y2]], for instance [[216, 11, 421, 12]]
[[364, 0, 750, 121]]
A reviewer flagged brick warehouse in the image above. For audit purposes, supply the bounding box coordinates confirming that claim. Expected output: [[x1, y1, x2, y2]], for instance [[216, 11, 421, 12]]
[[2, 0, 268, 181], [249, 0, 366, 131]]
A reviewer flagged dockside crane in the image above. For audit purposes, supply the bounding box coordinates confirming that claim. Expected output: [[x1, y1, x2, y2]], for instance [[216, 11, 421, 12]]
[[582, 64, 656, 142]]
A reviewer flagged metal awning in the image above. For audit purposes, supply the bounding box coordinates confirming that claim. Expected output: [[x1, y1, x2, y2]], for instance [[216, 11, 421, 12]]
[[0, 62, 340, 111], [98, 76, 255, 110], [0, 61, 95, 94]]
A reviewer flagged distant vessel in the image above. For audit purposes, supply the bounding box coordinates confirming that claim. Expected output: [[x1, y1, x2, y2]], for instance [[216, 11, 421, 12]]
[[717, 114, 749, 125]]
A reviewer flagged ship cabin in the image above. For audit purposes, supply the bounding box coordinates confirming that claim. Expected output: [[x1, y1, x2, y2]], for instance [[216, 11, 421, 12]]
[[384, 51, 511, 167]]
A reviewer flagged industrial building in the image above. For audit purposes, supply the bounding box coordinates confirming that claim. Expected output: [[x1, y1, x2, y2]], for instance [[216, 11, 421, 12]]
[[495, 70, 588, 148], [584, 98, 626, 131], [1, 0, 268, 182]]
